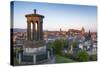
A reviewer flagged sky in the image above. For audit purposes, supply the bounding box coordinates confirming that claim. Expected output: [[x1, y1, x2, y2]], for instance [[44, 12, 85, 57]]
[[11, 1, 97, 32]]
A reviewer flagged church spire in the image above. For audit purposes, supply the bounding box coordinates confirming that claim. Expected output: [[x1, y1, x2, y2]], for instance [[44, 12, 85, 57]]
[[81, 26, 85, 35], [81, 26, 85, 32]]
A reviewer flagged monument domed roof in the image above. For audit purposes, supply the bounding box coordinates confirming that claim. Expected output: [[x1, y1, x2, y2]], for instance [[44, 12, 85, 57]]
[[25, 9, 44, 18]]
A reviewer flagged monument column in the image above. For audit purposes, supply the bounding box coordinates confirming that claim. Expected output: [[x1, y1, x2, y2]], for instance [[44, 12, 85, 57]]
[[32, 22, 36, 40], [27, 21, 31, 40], [40, 21, 43, 40], [35, 21, 38, 41], [37, 21, 41, 40]]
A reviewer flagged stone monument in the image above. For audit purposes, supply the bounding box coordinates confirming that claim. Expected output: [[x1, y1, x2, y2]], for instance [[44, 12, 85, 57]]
[[25, 9, 44, 41], [18, 9, 49, 64]]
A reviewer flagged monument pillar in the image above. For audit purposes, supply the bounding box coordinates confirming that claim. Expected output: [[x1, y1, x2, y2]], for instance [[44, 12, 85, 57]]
[[32, 22, 36, 40], [35, 21, 38, 41], [40, 21, 43, 40], [27, 21, 31, 40], [37, 21, 40, 40]]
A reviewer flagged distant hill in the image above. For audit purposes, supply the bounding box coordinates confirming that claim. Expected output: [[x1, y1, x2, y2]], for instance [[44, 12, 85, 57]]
[[11, 28, 27, 32], [11, 28, 62, 32]]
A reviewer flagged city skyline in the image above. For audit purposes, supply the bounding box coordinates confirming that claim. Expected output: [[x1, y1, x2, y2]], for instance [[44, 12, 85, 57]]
[[12, 1, 97, 32]]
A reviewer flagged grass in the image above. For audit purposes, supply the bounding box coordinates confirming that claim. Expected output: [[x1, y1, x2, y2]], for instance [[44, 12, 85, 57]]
[[55, 55, 76, 63]]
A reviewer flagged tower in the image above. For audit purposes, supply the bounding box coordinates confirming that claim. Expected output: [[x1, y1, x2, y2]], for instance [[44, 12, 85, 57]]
[[59, 28, 62, 35], [25, 9, 44, 41], [81, 27, 85, 35]]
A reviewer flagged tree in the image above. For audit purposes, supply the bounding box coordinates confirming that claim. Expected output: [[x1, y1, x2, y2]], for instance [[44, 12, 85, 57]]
[[64, 39, 69, 48], [47, 41, 53, 49], [72, 40, 80, 48], [52, 39, 66, 55], [76, 50, 89, 61]]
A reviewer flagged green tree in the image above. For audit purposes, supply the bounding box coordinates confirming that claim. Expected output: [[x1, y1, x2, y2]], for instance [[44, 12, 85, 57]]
[[47, 41, 53, 49], [72, 40, 80, 48], [76, 50, 89, 61], [52, 39, 66, 55]]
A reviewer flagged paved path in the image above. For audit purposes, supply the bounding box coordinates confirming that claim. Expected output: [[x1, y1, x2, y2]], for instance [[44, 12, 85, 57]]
[[45, 55, 56, 64]]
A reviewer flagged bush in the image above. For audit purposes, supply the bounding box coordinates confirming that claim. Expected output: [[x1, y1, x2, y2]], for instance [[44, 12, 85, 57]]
[[76, 50, 89, 62], [14, 57, 19, 65], [89, 54, 97, 61]]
